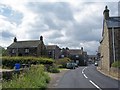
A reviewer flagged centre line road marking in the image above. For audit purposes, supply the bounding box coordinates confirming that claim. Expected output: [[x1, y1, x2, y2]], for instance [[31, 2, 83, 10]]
[[89, 80, 102, 90], [82, 67, 87, 74], [83, 74, 88, 78], [82, 67, 88, 79], [82, 71, 84, 74]]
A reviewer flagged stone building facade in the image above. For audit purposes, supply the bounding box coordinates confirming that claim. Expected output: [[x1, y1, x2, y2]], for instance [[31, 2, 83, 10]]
[[7, 36, 61, 59], [46, 45, 61, 60], [7, 36, 46, 57], [100, 6, 120, 71]]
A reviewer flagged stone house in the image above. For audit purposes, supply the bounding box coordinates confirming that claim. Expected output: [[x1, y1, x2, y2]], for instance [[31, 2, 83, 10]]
[[100, 6, 120, 71], [46, 45, 61, 60], [7, 36, 62, 60], [7, 36, 46, 57], [60, 47, 70, 58], [88, 55, 97, 64], [68, 47, 88, 65]]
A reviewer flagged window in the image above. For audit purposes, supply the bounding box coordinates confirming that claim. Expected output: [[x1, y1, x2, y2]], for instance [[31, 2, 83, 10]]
[[25, 49, 29, 53], [12, 49, 15, 53]]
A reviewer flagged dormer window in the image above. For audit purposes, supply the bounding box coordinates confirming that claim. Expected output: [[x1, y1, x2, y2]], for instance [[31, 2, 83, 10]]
[[25, 49, 29, 53]]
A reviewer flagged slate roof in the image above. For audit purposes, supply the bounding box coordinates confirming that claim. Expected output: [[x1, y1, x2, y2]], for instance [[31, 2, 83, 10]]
[[8, 40, 42, 48], [46, 45, 60, 50], [106, 17, 120, 28], [69, 49, 83, 55]]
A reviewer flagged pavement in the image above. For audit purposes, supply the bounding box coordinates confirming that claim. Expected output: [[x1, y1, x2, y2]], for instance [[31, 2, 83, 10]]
[[47, 64, 120, 90], [97, 67, 120, 81]]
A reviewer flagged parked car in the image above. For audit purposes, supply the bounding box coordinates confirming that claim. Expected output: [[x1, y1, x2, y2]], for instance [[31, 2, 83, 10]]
[[94, 61, 98, 66], [66, 63, 75, 69], [75, 63, 78, 67]]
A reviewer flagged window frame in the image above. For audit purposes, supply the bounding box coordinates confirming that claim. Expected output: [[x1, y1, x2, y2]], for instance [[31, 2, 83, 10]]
[[25, 48, 29, 53]]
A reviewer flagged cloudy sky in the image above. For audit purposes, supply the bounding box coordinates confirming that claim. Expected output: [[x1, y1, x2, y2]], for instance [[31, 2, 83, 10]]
[[0, 0, 119, 54]]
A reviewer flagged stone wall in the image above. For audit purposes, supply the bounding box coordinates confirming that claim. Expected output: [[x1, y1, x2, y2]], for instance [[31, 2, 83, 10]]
[[109, 67, 120, 79], [100, 22, 110, 71], [97, 67, 120, 80]]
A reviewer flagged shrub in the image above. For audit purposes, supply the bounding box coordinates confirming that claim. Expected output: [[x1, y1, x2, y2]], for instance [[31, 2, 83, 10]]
[[47, 64, 60, 73], [111, 60, 120, 68], [1, 56, 54, 69], [2, 65, 50, 88], [55, 57, 71, 68]]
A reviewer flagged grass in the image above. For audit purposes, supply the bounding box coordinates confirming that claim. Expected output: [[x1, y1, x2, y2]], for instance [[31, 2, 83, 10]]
[[2, 65, 50, 89], [111, 60, 120, 68]]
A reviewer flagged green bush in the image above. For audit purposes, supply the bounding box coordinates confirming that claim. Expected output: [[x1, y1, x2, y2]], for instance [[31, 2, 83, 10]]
[[111, 60, 120, 68], [2, 65, 50, 88], [55, 57, 71, 68], [47, 64, 60, 73], [1, 56, 54, 69]]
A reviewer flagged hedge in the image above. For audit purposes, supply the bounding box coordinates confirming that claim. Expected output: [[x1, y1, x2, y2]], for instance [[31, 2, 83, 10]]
[[1, 56, 54, 69], [111, 60, 120, 68]]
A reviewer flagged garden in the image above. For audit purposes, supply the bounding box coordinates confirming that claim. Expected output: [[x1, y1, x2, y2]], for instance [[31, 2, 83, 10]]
[[1, 56, 71, 89]]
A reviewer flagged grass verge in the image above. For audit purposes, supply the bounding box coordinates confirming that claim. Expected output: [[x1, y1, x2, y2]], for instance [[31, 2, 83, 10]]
[[111, 60, 120, 68], [2, 65, 50, 89]]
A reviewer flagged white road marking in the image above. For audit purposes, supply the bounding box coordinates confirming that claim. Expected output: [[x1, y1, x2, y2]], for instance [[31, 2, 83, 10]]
[[82, 67, 88, 79], [83, 74, 88, 78], [82, 67, 87, 74], [89, 80, 102, 90], [82, 71, 84, 74]]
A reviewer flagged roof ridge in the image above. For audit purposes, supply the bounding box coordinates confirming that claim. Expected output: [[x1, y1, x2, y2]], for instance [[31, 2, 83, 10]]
[[17, 40, 40, 42], [46, 45, 57, 46]]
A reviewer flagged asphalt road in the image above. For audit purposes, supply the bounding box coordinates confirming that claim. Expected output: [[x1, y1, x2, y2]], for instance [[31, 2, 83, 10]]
[[54, 64, 120, 90]]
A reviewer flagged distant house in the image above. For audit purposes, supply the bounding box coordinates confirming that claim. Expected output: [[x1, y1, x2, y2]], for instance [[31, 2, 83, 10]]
[[69, 49, 83, 56], [88, 55, 97, 63], [60, 47, 70, 58], [68, 47, 88, 65], [46, 45, 61, 59], [7, 36, 46, 57], [100, 6, 120, 71]]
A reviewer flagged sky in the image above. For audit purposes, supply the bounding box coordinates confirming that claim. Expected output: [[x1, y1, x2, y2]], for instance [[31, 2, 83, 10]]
[[0, 0, 119, 55]]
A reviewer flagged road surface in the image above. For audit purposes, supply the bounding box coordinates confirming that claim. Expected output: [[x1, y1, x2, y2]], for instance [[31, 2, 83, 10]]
[[51, 64, 120, 90]]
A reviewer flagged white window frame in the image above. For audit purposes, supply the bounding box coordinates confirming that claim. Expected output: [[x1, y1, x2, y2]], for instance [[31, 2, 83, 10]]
[[12, 49, 15, 53], [25, 48, 29, 53]]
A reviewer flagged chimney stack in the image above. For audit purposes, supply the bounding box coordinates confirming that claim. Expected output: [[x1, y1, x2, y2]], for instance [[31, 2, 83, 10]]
[[103, 6, 109, 20], [14, 37, 17, 42], [40, 36, 43, 41]]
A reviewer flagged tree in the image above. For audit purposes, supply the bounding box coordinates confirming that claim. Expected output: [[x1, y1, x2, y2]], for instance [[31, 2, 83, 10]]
[[0, 46, 7, 56]]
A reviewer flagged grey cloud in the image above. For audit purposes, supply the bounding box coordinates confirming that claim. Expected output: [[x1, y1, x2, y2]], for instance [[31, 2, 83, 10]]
[[1, 31, 15, 39], [28, 2, 74, 21], [27, 2, 118, 54], [0, 4, 23, 25], [47, 31, 63, 39], [65, 20, 102, 42], [27, 2, 74, 30]]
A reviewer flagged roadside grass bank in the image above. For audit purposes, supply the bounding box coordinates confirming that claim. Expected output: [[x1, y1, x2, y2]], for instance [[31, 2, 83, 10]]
[[2, 65, 50, 89], [112, 60, 120, 68]]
